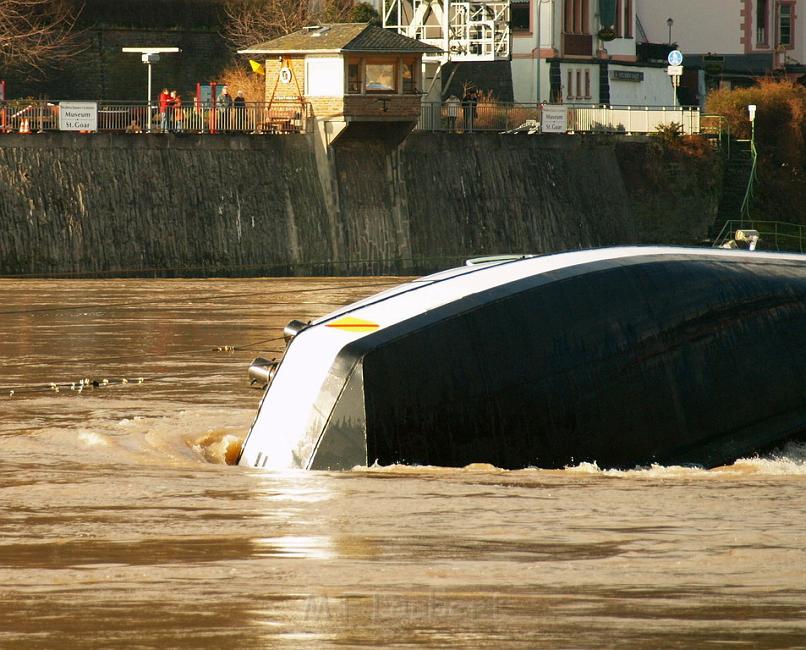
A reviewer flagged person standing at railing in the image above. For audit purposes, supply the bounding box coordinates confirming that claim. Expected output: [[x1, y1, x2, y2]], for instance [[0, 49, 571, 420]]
[[170, 90, 183, 133], [234, 90, 246, 132], [159, 88, 171, 133], [218, 86, 233, 133], [445, 95, 460, 132]]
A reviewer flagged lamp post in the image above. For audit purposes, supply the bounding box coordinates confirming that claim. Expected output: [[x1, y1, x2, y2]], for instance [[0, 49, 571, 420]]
[[740, 104, 758, 224], [666, 17, 674, 44], [122, 47, 180, 132]]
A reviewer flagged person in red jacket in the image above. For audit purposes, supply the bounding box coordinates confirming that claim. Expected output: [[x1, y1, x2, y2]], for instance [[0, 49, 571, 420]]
[[158, 88, 170, 133]]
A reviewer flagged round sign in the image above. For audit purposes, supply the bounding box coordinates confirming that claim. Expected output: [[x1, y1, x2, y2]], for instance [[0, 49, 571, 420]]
[[667, 50, 683, 66], [279, 67, 293, 84]]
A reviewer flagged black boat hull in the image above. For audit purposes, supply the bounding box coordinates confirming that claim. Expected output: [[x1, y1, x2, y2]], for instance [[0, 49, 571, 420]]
[[311, 253, 806, 469]]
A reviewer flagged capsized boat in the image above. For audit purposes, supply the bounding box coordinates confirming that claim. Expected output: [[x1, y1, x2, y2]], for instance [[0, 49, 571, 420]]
[[237, 246, 806, 471]]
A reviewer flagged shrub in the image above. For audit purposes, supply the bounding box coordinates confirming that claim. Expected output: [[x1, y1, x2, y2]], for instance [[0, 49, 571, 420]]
[[653, 121, 683, 145], [706, 78, 806, 169], [217, 62, 266, 102]]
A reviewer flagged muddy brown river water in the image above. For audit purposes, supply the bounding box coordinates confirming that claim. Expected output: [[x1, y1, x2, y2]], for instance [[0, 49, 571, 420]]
[[0, 278, 804, 649]]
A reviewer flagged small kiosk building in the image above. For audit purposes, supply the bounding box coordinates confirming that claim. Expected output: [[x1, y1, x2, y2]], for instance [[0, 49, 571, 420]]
[[239, 23, 441, 144]]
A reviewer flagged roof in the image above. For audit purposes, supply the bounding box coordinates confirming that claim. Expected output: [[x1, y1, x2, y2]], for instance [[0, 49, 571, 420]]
[[239, 23, 442, 55]]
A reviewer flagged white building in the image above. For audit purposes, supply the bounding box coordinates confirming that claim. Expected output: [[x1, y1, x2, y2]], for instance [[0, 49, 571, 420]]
[[381, 0, 679, 106], [378, 0, 806, 107], [509, 0, 675, 105], [639, 0, 805, 90]]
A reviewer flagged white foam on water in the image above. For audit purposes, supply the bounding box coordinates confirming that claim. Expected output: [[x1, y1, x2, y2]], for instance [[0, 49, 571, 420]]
[[358, 439, 806, 478], [715, 440, 806, 476], [76, 430, 109, 447], [4, 396, 252, 469]]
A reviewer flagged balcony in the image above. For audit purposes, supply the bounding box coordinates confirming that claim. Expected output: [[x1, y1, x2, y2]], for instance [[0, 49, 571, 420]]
[[562, 33, 593, 56]]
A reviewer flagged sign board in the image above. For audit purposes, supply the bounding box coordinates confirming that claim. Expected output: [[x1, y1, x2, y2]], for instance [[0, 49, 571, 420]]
[[59, 101, 98, 131], [611, 70, 644, 82], [666, 65, 684, 76], [541, 105, 567, 133], [667, 50, 684, 66], [703, 54, 724, 75]]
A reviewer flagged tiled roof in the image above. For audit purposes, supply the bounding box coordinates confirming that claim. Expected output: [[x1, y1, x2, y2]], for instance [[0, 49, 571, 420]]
[[240, 23, 441, 55]]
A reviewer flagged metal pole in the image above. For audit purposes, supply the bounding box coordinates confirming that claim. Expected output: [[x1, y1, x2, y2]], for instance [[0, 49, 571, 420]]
[[147, 61, 153, 132], [536, 0, 541, 103]]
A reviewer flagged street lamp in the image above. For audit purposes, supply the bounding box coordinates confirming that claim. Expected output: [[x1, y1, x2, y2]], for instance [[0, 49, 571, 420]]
[[666, 17, 674, 44], [122, 47, 180, 132], [535, 0, 551, 104], [740, 104, 758, 223]]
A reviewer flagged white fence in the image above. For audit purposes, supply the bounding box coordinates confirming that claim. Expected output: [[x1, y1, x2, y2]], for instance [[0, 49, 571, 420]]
[[568, 105, 700, 135], [416, 102, 701, 134], [0, 101, 310, 134]]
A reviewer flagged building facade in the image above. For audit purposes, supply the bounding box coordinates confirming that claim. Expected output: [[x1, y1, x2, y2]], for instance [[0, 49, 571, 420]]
[[241, 23, 439, 144], [510, 0, 672, 105], [639, 0, 804, 89]]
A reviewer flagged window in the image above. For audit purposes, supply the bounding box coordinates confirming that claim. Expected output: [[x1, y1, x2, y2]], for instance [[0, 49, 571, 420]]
[[757, 0, 768, 44], [511, 3, 531, 32], [305, 57, 343, 96], [347, 58, 362, 94], [778, 3, 793, 47], [623, 0, 632, 37], [564, 0, 589, 34], [614, 0, 632, 37], [365, 61, 396, 93], [567, 69, 574, 98], [402, 59, 418, 93], [584, 69, 591, 98], [576, 70, 582, 99]]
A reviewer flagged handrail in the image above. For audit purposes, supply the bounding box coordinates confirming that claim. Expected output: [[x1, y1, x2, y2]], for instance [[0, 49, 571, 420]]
[[416, 102, 702, 134], [712, 219, 805, 252], [0, 100, 311, 134]]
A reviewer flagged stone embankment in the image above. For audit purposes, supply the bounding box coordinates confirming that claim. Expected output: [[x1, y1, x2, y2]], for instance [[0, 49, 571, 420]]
[[0, 132, 718, 276]]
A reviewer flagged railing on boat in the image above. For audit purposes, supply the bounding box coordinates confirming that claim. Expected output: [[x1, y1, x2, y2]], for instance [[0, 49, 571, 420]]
[[713, 220, 806, 253]]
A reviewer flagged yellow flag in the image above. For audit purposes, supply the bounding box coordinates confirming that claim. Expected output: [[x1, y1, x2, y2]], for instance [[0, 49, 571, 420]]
[[249, 59, 265, 75]]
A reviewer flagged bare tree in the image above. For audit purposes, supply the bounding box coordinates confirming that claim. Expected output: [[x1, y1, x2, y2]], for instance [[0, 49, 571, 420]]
[[223, 0, 360, 50], [0, 0, 83, 72]]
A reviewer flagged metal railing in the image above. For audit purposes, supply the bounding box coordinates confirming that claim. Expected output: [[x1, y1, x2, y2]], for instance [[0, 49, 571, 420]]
[[700, 114, 729, 157], [568, 105, 700, 135], [418, 102, 543, 132], [712, 220, 806, 253], [0, 100, 311, 134], [416, 102, 702, 134]]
